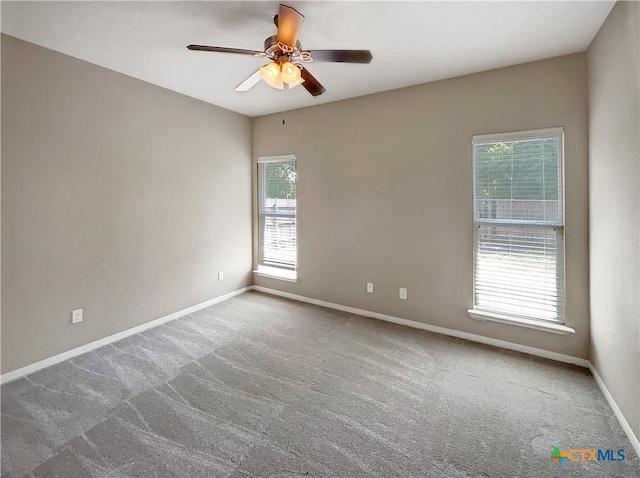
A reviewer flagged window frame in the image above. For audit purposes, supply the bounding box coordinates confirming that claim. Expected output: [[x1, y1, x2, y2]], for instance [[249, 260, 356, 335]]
[[256, 155, 298, 280], [470, 127, 568, 329]]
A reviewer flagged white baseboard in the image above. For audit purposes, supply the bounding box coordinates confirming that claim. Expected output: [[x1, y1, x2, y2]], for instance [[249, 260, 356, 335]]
[[0, 286, 252, 384], [4, 283, 637, 459], [252, 286, 590, 368], [589, 364, 640, 458]]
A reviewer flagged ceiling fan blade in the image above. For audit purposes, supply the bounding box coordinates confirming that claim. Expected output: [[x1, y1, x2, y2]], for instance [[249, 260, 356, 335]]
[[235, 69, 263, 92], [307, 50, 373, 64], [300, 67, 326, 97], [276, 4, 304, 48], [187, 45, 264, 57]]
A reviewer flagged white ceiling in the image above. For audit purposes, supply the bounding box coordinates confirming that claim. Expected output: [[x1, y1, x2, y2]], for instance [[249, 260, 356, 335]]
[[2, 1, 614, 117]]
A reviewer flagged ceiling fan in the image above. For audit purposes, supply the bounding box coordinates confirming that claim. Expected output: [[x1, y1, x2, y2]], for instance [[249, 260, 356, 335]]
[[187, 4, 373, 97]]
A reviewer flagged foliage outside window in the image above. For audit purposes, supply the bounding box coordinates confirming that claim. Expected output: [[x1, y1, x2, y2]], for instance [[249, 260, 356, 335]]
[[473, 128, 565, 323], [258, 158, 297, 271]]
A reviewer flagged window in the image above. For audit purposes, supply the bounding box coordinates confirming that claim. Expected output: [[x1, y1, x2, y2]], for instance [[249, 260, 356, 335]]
[[471, 128, 565, 325], [257, 156, 297, 280]]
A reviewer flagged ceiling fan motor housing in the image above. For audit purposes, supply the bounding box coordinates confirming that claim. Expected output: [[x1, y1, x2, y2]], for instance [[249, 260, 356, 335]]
[[264, 35, 302, 59]]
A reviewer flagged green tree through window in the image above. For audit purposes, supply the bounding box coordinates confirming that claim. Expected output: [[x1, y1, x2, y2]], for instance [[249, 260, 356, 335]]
[[264, 161, 296, 199], [475, 138, 560, 201]]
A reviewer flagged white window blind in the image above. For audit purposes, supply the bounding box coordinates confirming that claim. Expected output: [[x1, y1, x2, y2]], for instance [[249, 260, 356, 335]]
[[258, 158, 297, 271], [472, 128, 565, 323]]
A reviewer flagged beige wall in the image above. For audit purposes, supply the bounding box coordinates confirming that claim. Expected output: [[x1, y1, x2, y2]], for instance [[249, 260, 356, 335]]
[[587, 1, 640, 438], [253, 53, 590, 359], [1, 35, 253, 374], [0, 33, 599, 375]]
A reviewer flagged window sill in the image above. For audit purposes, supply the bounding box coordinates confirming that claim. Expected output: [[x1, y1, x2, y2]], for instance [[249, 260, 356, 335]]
[[253, 266, 298, 282], [467, 309, 575, 335]]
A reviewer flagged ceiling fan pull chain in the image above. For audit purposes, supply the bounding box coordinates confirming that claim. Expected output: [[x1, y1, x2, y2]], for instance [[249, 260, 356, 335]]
[[282, 85, 286, 125]]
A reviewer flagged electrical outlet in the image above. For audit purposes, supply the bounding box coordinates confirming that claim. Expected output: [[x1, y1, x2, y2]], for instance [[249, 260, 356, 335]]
[[72, 308, 83, 324], [367, 282, 374, 293], [218, 271, 224, 281], [399, 288, 408, 300]]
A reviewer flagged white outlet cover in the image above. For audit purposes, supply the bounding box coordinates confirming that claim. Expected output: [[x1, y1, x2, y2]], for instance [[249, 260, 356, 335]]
[[367, 282, 374, 293], [218, 271, 224, 281], [399, 288, 408, 300], [72, 308, 83, 324]]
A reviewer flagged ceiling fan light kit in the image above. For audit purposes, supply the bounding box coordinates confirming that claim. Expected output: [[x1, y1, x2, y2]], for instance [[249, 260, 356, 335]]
[[281, 61, 302, 84], [259, 57, 303, 90], [187, 4, 373, 97]]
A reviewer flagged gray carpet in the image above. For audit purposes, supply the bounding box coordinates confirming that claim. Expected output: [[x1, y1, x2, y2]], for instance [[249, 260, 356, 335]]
[[1, 291, 638, 477]]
